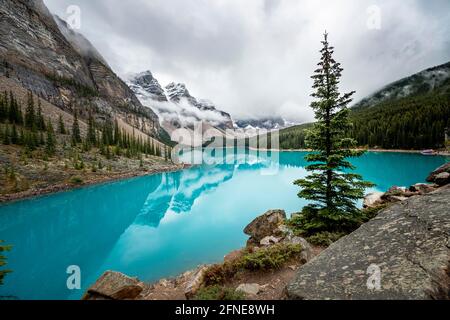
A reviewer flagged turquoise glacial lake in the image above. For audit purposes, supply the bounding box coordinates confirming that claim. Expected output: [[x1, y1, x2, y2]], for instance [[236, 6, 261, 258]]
[[0, 150, 447, 300]]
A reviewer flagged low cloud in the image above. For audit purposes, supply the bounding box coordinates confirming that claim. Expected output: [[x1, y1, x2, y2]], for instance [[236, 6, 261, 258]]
[[44, 0, 450, 123]]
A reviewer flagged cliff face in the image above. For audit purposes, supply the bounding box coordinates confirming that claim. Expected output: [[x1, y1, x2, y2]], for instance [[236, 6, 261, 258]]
[[0, 0, 167, 141], [287, 185, 450, 300]]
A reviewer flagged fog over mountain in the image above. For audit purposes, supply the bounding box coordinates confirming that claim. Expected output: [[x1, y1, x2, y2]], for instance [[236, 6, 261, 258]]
[[44, 0, 450, 123]]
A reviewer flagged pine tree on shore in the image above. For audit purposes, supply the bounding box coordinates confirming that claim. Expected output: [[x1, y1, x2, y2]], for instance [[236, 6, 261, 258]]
[[71, 111, 81, 145], [293, 33, 374, 234]]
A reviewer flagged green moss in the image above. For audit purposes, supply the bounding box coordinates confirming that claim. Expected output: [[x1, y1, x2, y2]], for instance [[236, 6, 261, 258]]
[[193, 285, 245, 301], [70, 176, 83, 185]]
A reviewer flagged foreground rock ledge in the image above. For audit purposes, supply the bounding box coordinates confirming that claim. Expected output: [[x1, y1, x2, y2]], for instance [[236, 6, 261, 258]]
[[286, 185, 450, 300]]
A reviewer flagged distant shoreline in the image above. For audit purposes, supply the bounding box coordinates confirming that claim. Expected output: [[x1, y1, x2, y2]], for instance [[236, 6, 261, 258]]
[[0, 164, 189, 205], [249, 147, 450, 156]]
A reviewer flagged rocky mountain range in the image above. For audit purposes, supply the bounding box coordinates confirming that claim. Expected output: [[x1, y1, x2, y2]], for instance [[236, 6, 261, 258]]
[[235, 117, 291, 131], [128, 71, 294, 137], [0, 0, 296, 149], [0, 0, 169, 144], [127, 71, 235, 136]]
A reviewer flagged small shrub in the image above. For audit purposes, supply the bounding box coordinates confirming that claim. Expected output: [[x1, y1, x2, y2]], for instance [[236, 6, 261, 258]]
[[193, 285, 245, 301], [70, 176, 83, 185], [203, 263, 239, 286], [360, 203, 390, 223], [306, 231, 346, 247], [203, 243, 302, 286], [239, 244, 302, 271]]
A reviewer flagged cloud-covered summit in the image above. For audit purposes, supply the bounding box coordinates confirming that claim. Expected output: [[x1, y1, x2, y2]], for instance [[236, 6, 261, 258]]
[[44, 0, 450, 123]]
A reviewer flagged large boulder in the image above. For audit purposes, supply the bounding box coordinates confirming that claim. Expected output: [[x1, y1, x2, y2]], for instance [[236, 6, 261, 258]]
[[286, 185, 450, 300], [244, 210, 286, 245], [282, 235, 314, 264], [82, 271, 144, 300], [435, 172, 450, 186], [426, 162, 450, 183]]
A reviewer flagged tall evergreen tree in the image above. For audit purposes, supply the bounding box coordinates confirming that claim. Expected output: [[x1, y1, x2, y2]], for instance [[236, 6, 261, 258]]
[[36, 99, 46, 131], [86, 112, 96, 146], [293, 33, 374, 234], [45, 118, 56, 156], [11, 124, 18, 145], [25, 91, 35, 130], [114, 119, 121, 145], [58, 114, 66, 134], [71, 111, 82, 145], [0, 92, 7, 122]]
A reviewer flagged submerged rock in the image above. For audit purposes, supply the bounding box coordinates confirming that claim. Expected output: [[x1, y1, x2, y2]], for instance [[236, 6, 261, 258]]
[[244, 210, 286, 245], [82, 271, 143, 300], [286, 185, 450, 300]]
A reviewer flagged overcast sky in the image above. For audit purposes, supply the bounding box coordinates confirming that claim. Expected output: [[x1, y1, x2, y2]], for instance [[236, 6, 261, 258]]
[[44, 0, 450, 123]]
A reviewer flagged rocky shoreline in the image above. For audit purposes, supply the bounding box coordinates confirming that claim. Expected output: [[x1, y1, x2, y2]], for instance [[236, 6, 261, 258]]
[[0, 163, 189, 204], [83, 210, 320, 300], [82, 162, 450, 300]]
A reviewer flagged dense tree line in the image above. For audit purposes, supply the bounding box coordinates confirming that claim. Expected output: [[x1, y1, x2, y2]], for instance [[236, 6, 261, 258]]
[[0, 91, 54, 154], [279, 93, 450, 150], [279, 123, 314, 149], [0, 91, 171, 160], [350, 93, 450, 149]]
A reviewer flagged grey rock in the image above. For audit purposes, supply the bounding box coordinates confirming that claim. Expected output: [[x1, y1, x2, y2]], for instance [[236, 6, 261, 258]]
[[363, 192, 384, 208], [409, 183, 437, 195], [260, 236, 281, 246], [184, 265, 209, 299], [427, 162, 450, 182], [286, 185, 450, 300], [435, 172, 450, 186], [82, 271, 143, 300], [236, 283, 261, 296], [282, 235, 314, 263]]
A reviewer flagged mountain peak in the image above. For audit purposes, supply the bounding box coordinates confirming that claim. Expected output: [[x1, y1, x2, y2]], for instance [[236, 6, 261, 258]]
[[129, 71, 167, 102], [165, 82, 194, 103]]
